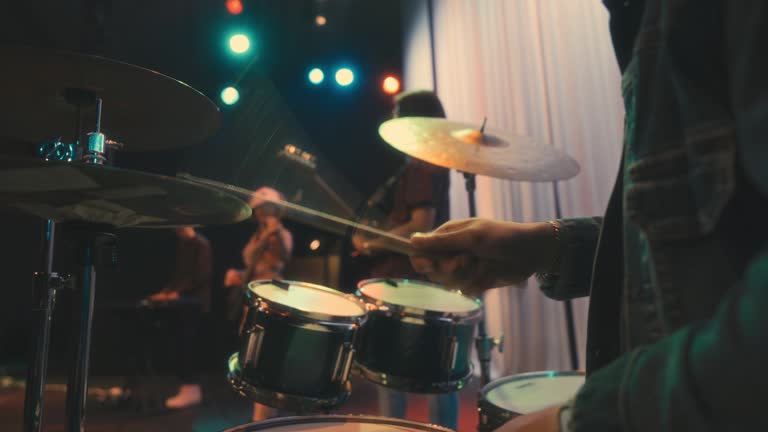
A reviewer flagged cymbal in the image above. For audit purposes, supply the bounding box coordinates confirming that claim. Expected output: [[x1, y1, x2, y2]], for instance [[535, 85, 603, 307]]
[[0, 159, 251, 228], [0, 45, 220, 151], [378, 117, 580, 181]]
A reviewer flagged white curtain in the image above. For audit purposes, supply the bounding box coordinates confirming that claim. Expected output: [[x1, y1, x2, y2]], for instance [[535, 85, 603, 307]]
[[401, 0, 624, 376]]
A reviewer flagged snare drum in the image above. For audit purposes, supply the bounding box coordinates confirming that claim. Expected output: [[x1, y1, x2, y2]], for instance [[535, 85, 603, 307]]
[[477, 371, 585, 431], [219, 415, 454, 431], [228, 280, 368, 412], [354, 278, 482, 393]]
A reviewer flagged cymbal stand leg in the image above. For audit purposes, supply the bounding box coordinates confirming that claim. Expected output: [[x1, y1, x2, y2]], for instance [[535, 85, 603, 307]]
[[551, 181, 579, 370], [22, 220, 64, 432], [462, 172, 499, 386], [65, 227, 117, 432]]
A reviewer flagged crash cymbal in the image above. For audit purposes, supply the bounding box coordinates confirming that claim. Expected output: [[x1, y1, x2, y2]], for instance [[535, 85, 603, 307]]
[[0, 159, 251, 227], [378, 117, 580, 181], [0, 45, 219, 151]]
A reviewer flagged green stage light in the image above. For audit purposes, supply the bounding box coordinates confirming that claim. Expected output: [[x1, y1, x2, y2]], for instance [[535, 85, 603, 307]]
[[220, 86, 240, 105], [228, 34, 251, 54], [308, 68, 324, 85]]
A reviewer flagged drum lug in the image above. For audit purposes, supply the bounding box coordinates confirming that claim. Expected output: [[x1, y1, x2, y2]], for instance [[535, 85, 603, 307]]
[[332, 342, 355, 383], [442, 336, 459, 372], [240, 324, 265, 369]]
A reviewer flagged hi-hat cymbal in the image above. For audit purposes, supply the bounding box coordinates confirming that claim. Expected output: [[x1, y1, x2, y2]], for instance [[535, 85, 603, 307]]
[[379, 117, 580, 181], [0, 159, 251, 228], [0, 45, 220, 151]]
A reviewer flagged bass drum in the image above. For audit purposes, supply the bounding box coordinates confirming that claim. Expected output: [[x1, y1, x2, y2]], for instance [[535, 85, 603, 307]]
[[218, 415, 455, 431], [478, 371, 585, 431]]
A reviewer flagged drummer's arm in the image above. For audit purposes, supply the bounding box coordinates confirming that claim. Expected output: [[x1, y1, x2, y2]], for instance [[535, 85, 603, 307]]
[[559, 249, 768, 432]]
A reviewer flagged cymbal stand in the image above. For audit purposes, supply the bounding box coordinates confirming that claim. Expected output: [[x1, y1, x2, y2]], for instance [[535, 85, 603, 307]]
[[22, 220, 70, 432], [58, 94, 117, 432], [64, 224, 116, 432], [551, 182, 579, 371], [21, 90, 92, 432], [462, 172, 503, 387]]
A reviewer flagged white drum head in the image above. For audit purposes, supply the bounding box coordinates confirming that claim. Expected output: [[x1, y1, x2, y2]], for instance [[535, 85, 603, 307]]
[[359, 279, 479, 313], [222, 415, 452, 431], [485, 372, 585, 415], [249, 281, 366, 317]]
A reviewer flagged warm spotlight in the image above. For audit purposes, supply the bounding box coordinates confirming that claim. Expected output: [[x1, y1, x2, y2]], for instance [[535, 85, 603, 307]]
[[382, 76, 400, 95], [226, 0, 243, 15], [315, 15, 327, 26], [309, 239, 321, 251]]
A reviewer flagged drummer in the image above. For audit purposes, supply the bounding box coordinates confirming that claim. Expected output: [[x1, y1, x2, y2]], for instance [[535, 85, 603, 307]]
[[224, 186, 294, 421], [407, 1, 768, 431], [351, 90, 456, 429]]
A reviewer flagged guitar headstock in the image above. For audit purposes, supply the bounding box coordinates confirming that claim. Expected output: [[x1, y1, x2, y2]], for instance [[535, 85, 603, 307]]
[[278, 144, 317, 171]]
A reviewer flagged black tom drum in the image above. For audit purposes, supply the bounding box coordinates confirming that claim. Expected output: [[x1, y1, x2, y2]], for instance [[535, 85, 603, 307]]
[[354, 278, 482, 393], [229, 280, 367, 413]]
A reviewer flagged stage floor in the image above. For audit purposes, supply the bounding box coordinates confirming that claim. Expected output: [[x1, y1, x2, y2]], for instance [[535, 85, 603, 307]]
[[0, 373, 481, 431]]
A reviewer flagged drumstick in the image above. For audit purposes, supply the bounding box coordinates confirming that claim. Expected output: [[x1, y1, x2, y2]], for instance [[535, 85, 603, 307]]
[[178, 172, 415, 256]]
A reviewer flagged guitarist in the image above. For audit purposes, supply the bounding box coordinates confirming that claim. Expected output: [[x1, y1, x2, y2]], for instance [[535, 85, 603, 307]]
[[351, 90, 454, 429], [223, 186, 293, 421]]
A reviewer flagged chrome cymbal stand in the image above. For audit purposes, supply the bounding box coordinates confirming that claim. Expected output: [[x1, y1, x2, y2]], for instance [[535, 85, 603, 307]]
[[462, 172, 503, 386], [64, 94, 118, 432]]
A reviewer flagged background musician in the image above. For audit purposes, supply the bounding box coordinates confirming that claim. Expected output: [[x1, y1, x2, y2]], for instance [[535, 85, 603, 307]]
[[146, 226, 212, 409], [223, 186, 293, 421], [352, 90, 456, 429]]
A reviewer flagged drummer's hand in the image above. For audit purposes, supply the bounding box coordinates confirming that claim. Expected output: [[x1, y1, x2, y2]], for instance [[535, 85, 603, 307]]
[[494, 406, 562, 432], [409, 218, 558, 294], [224, 269, 244, 287]]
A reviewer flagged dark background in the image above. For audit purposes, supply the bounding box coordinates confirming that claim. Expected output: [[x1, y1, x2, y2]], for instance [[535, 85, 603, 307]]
[[0, 0, 408, 376]]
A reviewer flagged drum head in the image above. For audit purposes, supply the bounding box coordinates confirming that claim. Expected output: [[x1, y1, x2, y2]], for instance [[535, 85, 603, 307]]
[[249, 280, 366, 318], [220, 415, 454, 431], [358, 279, 479, 314], [483, 371, 585, 415]]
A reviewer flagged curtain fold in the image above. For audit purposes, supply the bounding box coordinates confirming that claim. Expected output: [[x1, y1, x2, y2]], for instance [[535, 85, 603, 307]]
[[402, 0, 624, 376]]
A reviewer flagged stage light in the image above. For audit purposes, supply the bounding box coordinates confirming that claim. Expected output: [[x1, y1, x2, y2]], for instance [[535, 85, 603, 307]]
[[309, 239, 321, 251], [229, 34, 251, 54], [220, 86, 240, 105], [308, 68, 324, 85], [382, 76, 400, 95], [315, 15, 327, 26], [335, 68, 354, 87], [226, 0, 243, 15]]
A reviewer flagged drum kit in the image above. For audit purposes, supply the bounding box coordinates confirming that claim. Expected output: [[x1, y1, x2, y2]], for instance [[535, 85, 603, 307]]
[[4, 44, 585, 432]]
